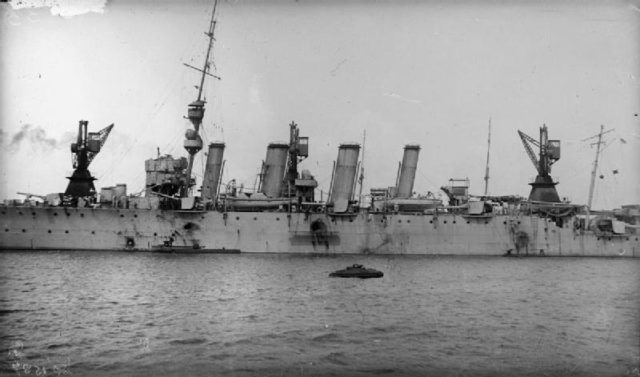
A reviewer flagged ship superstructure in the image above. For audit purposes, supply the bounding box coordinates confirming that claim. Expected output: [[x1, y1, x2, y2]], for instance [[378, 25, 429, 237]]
[[1, 1, 638, 257]]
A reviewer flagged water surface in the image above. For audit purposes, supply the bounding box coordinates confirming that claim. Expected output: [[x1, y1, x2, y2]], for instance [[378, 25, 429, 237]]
[[1, 252, 638, 376]]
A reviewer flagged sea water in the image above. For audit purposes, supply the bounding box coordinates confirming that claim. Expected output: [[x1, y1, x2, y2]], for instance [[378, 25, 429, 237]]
[[1, 252, 638, 376]]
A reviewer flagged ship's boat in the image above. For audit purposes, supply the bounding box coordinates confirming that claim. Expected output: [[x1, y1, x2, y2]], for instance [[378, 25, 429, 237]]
[[329, 264, 383, 279]]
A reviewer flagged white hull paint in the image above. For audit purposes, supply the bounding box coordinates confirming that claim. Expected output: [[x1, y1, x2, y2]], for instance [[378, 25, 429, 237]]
[[1, 206, 638, 257]]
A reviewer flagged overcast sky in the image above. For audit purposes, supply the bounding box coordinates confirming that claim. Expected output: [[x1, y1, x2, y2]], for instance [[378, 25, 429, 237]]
[[1, 0, 639, 210]]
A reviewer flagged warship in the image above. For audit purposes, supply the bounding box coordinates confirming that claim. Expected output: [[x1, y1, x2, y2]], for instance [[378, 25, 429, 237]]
[[1, 2, 639, 257]]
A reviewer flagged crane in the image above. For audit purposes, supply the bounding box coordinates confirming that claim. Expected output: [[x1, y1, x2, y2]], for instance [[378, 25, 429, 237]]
[[64, 120, 114, 198], [517, 125, 561, 202], [517, 125, 560, 177]]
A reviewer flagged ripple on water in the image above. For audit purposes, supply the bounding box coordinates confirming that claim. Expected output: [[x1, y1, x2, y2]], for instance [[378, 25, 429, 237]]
[[321, 351, 349, 366], [45, 342, 73, 350], [168, 337, 207, 346], [311, 332, 341, 343], [0, 309, 33, 316], [356, 368, 397, 375]]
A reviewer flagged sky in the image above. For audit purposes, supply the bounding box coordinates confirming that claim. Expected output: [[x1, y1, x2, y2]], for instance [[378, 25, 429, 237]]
[[1, 0, 639, 210]]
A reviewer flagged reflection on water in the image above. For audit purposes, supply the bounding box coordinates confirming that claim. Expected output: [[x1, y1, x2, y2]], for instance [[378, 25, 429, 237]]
[[1, 252, 639, 376]]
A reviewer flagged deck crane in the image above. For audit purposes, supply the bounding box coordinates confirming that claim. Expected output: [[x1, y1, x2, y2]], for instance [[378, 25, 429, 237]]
[[517, 125, 561, 202], [64, 120, 114, 198]]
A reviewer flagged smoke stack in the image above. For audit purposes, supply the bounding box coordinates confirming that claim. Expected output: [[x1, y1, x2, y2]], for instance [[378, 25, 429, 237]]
[[201, 142, 225, 202], [261, 143, 289, 197], [329, 143, 360, 212], [396, 144, 420, 198]]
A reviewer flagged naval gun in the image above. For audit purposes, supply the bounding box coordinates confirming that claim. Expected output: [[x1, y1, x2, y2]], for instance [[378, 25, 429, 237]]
[[64, 120, 114, 198], [17, 192, 47, 201]]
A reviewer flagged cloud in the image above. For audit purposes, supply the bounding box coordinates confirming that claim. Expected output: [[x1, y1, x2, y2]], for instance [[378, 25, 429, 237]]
[[9, 124, 63, 150], [10, 0, 107, 18]]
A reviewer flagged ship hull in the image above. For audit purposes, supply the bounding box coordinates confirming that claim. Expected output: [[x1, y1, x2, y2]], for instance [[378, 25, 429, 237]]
[[1, 206, 638, 257]]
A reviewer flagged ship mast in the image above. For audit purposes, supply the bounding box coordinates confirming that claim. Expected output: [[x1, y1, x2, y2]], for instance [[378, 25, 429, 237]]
[[483, 118, 491, 197], [582, 125, 615, 230], [181, 0, 221, 197], [583, 125, 614, 215]]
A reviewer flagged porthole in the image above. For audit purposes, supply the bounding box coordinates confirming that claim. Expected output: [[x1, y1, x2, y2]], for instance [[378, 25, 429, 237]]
[[120, 214, 124, 218], [5, 229, 9, 232], [1, 211, 5, 215], [18, 212, 23, 215], [503, 221, 507, 225], [467, 221, 470, 224], [65, 230, 69, 234], [517, 221, 521, 224], [253, 217, 257, 221], [53, 213, 58, 216], [276, 217, 280, 221], [429, 220, 433, 224], [91, 231, 95, 235], [236, 216, 240, 220], [453, 221, 456, 224], [349, 219, 353, 222], [22, 229, 26, 232], [407, 220, 411, 223], [443, 220, 447, 224], [80, 213, 85, 217], [47, 230, 52, 233], [134, 214, 138, 218], [153, 232, 157, 236], [32, 212, 36, 216], [398, 220, 402, 223]]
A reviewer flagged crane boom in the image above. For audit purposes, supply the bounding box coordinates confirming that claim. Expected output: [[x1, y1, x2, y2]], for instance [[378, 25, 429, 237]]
[[518, 130, 540, 174], [86, 124, 114, 167]]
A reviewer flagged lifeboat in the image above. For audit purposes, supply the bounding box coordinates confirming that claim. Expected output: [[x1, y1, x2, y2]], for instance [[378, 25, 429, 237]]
[[329, 264, 383, 279]]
